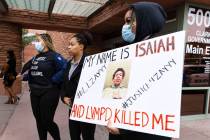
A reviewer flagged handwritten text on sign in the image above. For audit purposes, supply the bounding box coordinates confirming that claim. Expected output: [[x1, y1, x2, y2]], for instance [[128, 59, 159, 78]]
[[71, 31, 185, 138]]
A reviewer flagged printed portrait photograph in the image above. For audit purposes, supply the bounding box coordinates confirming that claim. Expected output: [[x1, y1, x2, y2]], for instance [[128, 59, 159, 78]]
[[102, 60, 131, 100]]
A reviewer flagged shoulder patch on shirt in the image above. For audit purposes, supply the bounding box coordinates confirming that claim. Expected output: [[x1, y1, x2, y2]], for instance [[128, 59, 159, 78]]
[[57, 56, 62, 61]]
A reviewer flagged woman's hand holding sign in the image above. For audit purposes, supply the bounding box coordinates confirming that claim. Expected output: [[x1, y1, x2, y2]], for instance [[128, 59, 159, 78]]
[[64, 97, 71, 106], [107, 119, 120, 135]]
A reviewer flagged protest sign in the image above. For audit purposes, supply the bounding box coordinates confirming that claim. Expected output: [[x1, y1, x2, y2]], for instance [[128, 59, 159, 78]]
[[70, 31, 185, 138]]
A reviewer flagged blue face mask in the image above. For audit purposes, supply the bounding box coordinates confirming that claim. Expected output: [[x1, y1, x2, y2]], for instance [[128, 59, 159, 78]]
[[121, 24, 136, 43], [34, 42, 44, 52]]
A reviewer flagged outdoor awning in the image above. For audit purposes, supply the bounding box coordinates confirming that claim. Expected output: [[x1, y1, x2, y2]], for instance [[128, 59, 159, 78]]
[[53, 0, 109, 17], [4, 0, 110, 17], [5, 0, 51, 12]]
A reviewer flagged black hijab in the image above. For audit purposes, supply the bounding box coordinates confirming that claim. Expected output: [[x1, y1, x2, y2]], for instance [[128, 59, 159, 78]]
[[130, 2, 167, 43]]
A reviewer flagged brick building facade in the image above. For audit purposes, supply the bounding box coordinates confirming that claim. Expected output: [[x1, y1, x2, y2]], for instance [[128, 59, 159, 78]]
[[0, 22, 22, 95]]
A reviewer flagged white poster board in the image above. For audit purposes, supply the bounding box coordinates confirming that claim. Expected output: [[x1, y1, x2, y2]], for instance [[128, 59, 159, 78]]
[[70, 31, 186, 138]]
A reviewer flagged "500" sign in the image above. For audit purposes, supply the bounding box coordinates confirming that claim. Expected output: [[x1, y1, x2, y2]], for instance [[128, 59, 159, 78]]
[[188, 7, 210, 27]]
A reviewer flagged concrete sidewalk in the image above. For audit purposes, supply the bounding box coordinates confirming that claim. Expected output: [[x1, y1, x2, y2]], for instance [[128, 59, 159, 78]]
[[1, 92, 210, 140], [178, 118, 210, 140], [0, 96, 17, 137], [0, 92, 108, 140]]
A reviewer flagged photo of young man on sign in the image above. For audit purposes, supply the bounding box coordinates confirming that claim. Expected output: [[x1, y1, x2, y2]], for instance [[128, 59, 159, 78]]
[[103, 68, 127, 99], [103, 61, 130, 99]]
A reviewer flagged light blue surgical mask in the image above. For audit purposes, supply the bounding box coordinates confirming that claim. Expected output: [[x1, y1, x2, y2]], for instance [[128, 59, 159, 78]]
[[34, 42, 44, 53], [121, 24, 136, 43]]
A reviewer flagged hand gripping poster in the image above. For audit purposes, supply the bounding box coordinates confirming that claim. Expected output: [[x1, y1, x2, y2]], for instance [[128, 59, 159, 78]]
[[70, 31, 186, 138]]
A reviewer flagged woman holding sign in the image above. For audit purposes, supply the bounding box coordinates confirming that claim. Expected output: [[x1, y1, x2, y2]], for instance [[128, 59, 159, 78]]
[[61, 32, 96, 140], [107, 2, 172, 140]]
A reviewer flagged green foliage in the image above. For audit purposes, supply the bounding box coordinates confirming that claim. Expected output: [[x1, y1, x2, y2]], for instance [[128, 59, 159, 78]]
[[22, 29, 28, 35], [22, 29, 36, 47], [22, 36, 36, 46]]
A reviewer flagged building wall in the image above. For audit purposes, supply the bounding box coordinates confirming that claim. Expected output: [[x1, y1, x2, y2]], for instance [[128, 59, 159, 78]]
[[23, 30, 107, 61], [23, 30, 73, 62], [48, 31, 106, 57], [48, 31, 74, 59], [23, 44, 37, 63], [0, 22, 22, 73]]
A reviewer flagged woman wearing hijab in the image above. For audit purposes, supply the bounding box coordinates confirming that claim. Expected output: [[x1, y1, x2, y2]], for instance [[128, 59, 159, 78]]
[[107, 2, 172, 140]]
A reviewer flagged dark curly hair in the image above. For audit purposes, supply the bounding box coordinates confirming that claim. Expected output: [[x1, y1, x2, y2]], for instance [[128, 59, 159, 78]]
[[73, 31, 93, 50], [7, 49, 15, 59], [112, 68, 125, 80]]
